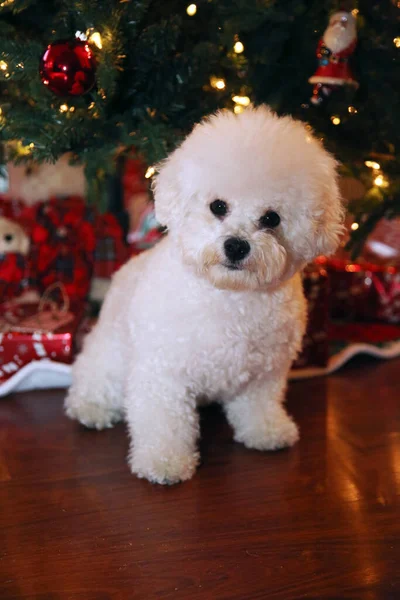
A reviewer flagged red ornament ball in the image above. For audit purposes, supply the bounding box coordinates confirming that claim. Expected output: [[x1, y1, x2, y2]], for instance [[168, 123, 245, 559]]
[[40, 39, 96, 96]]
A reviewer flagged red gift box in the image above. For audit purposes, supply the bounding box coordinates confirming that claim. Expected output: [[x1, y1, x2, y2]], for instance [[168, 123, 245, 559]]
[[318, 256, 400, 324], [0, 299, 85, 384], [293, 263, 330, 369]]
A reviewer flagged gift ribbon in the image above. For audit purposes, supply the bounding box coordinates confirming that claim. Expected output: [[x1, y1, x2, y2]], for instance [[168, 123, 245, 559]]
[[1, 282, 73, 333]]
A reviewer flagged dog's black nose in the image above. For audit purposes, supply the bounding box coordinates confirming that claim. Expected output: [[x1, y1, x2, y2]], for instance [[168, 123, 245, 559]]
[[224, 237, 251, 263]]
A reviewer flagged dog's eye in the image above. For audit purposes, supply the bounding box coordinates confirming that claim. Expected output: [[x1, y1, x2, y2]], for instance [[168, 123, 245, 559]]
[[210, 199, 228, 218], [4, 233, 13, 243], [260, 211, 281, 229]]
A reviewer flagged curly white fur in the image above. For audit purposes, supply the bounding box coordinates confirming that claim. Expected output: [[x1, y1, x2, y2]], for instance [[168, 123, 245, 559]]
[[65, 106, 343, 485]]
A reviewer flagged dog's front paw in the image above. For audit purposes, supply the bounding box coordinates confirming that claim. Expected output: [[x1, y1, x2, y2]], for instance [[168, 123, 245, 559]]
[[65, 394, 123, 430], [129, 449, 199, 485], [235, 414, 299, 451]]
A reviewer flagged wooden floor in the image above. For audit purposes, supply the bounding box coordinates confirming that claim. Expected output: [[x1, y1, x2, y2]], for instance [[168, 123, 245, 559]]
[[1, 358, 400, 600]]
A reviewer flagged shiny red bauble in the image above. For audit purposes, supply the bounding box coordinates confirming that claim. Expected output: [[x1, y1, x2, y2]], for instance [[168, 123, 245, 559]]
[[40, 39, 96, 96]]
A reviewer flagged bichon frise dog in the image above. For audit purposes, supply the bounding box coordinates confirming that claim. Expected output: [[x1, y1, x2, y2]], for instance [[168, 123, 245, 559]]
[[65, 106, 343, 484]]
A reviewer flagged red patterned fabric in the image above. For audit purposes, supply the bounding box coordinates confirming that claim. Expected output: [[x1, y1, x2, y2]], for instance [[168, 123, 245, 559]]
[[0, 195, 129, 300], [93, 213, 129, 278], [30, 197, 96, 299]]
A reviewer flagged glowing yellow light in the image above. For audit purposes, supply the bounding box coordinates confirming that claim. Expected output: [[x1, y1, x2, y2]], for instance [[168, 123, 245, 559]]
[[232, 95, 251, 107], [69, 106, 75, 112], [59, 104, 68, 113], [186, 3, 197, 16], [0, 108, 2, 115], [351, 222, 359, 231], [348, 106, 357, 114], [394, 37, 400, 48], [351, 8, 359, 16], [145, 166, 155, 179], [210, 76, 226, 90], [16, 141, 32, 156], [233, 41, 244, 54], [16, 62, 24, 69], [374, 174, 389, 188], [234, 105, 244, 114], [331, 116, 341, 125], [0, 0, 14, 7], [88, 31, 103, 49], [88, 102, 96, 110], [29, 143, 34, 149], [0, 61, 8, 71], [4, 73, 9, 78], [365, 160, 380, 170]]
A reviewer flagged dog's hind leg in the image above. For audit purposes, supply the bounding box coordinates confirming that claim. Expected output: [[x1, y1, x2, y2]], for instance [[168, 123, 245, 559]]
[[64, 283, 125, 430]]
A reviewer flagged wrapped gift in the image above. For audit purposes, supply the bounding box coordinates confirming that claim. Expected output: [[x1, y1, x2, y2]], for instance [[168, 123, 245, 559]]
[[293, 263, 330, 369], [0, 290, 85, 387], [318, 256, 400, 324]]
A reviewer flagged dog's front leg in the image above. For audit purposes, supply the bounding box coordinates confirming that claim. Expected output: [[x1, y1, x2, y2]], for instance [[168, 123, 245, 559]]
[[224, 374, 299, 451], [126, 370, 200, 484]]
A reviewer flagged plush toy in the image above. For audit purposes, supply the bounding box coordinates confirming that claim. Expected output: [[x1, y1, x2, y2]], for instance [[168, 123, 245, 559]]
[[65, 106, 343, 485], [0, 216, 30, 255]]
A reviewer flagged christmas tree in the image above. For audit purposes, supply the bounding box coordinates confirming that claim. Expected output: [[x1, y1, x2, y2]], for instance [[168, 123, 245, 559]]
[[0, 0, 399, 253]]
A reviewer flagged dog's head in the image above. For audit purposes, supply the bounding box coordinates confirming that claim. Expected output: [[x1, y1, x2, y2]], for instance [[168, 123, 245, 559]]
[[153, 106, 344, 291]]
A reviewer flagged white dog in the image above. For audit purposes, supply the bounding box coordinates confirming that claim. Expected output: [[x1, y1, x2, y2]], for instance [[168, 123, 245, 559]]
[[65, 106, 343, 484]]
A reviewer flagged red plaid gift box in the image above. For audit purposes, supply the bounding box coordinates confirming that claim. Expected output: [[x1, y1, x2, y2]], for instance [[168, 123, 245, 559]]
[[93, 213, 129, 278], [293, 262, 330, 369]]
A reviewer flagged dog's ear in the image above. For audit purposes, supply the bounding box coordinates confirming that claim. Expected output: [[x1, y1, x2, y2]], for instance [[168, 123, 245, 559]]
[[152, 152, 182, 230], [313, 175, 344, 258]]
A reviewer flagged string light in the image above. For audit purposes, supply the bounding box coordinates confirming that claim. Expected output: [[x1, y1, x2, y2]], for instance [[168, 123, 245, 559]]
[[15, 141, 32, 156], [69, 106, 75, 112], [232, 95, 251, 107], [59, 104, 68, 113], [348, 106, 357, 114], [0, 61, 8, 71], [233, 41, 244, 54], [145, 166, 155, 179], [234, 105, 244, 114], [88, 102, 96, 110], [210, 76, 226, 90], [394, 37, 400, 48], [351, 222, 359, 231], [351, 8, 359, 16], [331, 116, 341, 125], [0, 0, 15, 6], [374, 174, 389, 187], [186, 4, 197, 16], [87, 30, 103, 49], [365, 160, 380, 170]]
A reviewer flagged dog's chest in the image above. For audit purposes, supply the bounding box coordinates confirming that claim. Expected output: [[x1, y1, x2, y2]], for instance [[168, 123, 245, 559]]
[[180, 283, 302, 392]]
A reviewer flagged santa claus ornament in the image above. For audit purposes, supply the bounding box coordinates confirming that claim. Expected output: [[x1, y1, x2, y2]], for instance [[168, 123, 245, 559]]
[[309, 11, 358, 105]]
